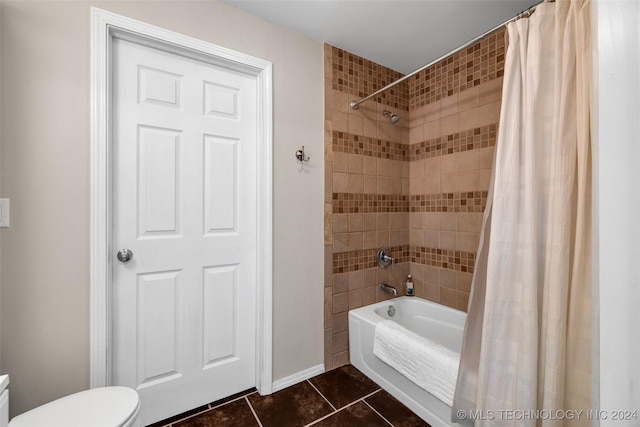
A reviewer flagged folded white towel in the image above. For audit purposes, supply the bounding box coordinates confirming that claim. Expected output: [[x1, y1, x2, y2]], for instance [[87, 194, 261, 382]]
[[373, 319, 460, 406]]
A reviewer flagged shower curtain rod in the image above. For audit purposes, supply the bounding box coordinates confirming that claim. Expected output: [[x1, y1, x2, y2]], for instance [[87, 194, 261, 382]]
[[350, 0, 546, 110]]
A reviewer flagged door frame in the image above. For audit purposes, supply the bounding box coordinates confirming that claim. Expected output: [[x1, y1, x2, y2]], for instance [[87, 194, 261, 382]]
[[89, 7, 273, 395]]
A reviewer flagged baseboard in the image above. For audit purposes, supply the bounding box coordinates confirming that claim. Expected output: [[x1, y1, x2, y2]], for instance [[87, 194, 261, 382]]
[[271, 364, 325, 393]]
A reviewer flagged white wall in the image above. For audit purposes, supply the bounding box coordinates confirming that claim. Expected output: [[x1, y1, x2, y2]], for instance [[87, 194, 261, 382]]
[[0, 0, 3, 371], [0, 0, 324, 416], [592, 0, 640, 420]]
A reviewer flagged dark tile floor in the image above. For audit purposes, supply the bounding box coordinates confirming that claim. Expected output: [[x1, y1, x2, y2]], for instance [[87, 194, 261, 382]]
[[148, 365, 430, 427]]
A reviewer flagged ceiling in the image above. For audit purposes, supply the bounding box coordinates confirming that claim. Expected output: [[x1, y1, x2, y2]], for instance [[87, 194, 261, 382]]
[[221, 0, 539, 75]]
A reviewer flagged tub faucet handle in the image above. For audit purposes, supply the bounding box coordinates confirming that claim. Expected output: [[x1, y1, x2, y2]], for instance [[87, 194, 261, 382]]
[[376, 246, 395, 269]]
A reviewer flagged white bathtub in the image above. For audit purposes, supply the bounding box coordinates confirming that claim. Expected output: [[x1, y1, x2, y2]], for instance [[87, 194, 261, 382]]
[[349, 297, 466, 427]]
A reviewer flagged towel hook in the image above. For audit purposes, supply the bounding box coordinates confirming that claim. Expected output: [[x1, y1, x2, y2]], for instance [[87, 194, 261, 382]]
[[295, 146, 310, 163]]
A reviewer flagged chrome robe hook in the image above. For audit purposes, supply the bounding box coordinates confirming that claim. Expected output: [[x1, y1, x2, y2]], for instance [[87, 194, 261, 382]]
[[295, 146, 310, 162]]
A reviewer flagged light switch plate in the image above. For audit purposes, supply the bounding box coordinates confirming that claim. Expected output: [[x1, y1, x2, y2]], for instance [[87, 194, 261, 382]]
[[0, 199, 10, 228]]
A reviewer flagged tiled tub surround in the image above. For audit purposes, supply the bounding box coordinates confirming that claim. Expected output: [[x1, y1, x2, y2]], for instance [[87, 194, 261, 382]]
[[408, 28, 505, 108], [324, 43, 412, 370], [324, 29, 504, 369]]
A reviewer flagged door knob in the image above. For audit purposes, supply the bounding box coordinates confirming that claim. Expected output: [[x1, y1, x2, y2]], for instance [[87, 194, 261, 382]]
[[117, 248, 133, 263]]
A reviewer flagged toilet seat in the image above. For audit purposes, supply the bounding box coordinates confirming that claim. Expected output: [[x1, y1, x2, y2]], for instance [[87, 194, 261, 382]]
[[9, 386, 139, 427]]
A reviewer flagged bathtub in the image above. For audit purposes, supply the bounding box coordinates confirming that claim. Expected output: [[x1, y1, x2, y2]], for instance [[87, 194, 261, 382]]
[[349, 297, 466, 427]]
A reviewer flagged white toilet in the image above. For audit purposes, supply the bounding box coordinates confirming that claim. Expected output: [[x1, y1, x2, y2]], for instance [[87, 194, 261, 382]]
[[8, 386, 140, 427]]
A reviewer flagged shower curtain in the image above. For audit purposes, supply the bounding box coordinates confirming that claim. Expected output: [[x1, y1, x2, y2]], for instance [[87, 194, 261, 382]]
[[452, 1, 592, 426]]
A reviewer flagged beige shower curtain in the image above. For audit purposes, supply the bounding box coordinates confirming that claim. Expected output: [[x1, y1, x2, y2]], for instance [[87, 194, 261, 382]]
[[452, 1, 592, 425]]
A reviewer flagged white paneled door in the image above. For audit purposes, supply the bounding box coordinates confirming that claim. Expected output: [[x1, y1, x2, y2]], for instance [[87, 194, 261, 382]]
[[111, 37, 257, 425]]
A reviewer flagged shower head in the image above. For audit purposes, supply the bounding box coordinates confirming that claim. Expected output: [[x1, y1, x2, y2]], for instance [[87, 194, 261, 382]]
[[382, 110, 400, 124]]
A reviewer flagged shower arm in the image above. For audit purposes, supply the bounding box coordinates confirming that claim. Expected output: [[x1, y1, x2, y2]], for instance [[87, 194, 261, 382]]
[[350, 0, 545, 110]]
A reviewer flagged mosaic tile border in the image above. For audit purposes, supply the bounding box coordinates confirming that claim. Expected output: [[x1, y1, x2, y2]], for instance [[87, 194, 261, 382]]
[[329, 27, 504, 112], [332, 245, 476, 274], [331, 46, 409, 111], [333, 245, 410, 274], [332, 193, 409, 214], [408, 28, 506, 109], [410, 192, 488, 213], [333, 130, 409, 161], [334, 125, 497, 162], [409, 246, 476, 274], [410, 124, 498, 160], [332, 191, 488, 214]]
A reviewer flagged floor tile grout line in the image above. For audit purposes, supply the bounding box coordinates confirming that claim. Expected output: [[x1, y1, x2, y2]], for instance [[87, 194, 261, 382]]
[[358, 388, 382, 403], [157, 390, 258, 426], [303, 388, 383, 427], [245, 396, 264, 427], [306, 379, 337, 412], [362, 399, 394, 427], [160, 405, 214, 427], [209, 390, 258, 410], [302, 407, 339, 427]]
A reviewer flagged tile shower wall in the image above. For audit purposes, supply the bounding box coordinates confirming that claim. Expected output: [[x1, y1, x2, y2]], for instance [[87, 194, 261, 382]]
[[324, 29, 505, 369], [324, 45, 410, 370], [407, 28, 504, 312]]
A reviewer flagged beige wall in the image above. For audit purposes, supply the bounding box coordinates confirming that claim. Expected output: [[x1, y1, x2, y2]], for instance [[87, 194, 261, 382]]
[[0, 0, 324, 416]]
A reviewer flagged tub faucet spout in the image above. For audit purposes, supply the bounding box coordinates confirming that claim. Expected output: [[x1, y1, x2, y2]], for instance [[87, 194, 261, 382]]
[[380, 282, 398, 297]]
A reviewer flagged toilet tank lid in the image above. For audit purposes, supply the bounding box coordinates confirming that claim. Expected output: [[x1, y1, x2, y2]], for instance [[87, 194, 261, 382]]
[[9, 386, 139, 427]]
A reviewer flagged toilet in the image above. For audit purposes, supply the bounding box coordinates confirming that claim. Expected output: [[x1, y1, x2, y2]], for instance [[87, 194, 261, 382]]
[[8, 386, 140, 427]]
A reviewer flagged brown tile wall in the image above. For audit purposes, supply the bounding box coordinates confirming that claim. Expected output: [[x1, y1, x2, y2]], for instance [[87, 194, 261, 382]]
[[324, 45, 410, 370], [408, 28, 505, 108], [407, 70, 502, 313], [330, 45, 409, 110], [324, 33, 504, 369]]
